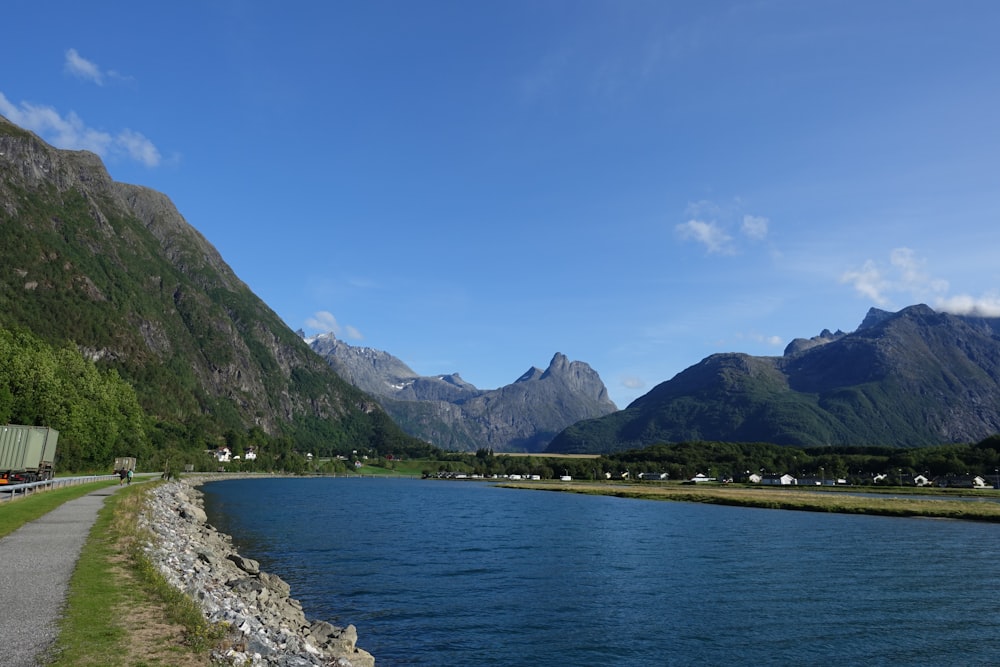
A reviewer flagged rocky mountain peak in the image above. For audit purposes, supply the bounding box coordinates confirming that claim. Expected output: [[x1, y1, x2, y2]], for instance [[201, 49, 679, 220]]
[[307, 336, 617, 452], [549, 304, 1000, 454]]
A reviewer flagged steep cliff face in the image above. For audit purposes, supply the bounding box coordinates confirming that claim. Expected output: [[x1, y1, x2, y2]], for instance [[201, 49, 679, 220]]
[[0, 115, 391, 448], [549, 304, 1000, 453], [308, 333, 617, 452]]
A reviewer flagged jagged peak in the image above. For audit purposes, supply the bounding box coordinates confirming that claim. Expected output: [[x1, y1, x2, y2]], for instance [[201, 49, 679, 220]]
[[783, 328, 846, 357], [858, 306, 900, 330], [516, 367, 544, 383]]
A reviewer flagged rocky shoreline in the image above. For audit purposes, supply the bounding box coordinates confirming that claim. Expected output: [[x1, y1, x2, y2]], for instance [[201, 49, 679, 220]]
[[139, 476, 376, 667]]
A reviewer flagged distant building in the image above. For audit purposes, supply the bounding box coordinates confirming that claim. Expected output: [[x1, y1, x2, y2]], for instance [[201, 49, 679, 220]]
[[213, 447, 231, 463], [937, 474, 990, 489], [797, 476, 836, 486], [244, 447, 257, 461], [760, 473, 796, 486]]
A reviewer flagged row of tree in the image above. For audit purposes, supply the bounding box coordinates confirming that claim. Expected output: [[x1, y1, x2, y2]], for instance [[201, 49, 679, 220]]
[[421, 439, 1000, 484], [0, 327, 147, 471], [0, 326, 444, 475]]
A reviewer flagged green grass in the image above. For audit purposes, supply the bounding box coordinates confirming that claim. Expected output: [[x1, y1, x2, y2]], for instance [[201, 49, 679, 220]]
[[0, 480, 118, 538], [47, 490, 130, 666], [44, 482, 225, 666]]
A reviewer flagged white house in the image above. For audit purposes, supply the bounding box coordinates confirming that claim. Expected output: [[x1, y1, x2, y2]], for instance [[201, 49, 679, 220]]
[[244, 447, 257, 461], [214, 447, 231, 463], [760, 473, 796, 486]]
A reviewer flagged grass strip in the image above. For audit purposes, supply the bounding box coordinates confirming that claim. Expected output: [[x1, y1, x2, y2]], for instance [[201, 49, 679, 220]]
[[501, 482, 1000, 522], [48, 482, 225, 666], [0, 480, 118, 538]]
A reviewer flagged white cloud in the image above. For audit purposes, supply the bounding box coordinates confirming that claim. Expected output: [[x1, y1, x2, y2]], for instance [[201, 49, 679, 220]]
[[64, 48, 103, 85], [676, 219, 734, 254], [684, 199, 724, 219], [116, 128, 162, 167], [758, 334, 784, 346], [620, 376, 645, 390], [734, 331, 785, 348], [888, 247, 949, 296], [677, 201, 773, 255], [305, 311, 363, 340], [935, 294, 1000, 317], [841, 259, 890, 305], [741, 214, 769, 240], [0, 92, 161, 167], [305, 311, 340, 333], [841, 247, 1000, 316]]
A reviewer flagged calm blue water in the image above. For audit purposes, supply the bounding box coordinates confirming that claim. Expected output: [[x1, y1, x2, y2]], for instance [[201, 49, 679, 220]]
[[201, 477, 1000, 666]]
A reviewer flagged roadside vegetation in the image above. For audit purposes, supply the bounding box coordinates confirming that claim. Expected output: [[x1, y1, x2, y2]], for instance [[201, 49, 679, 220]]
[[43, 482, 223, 666]]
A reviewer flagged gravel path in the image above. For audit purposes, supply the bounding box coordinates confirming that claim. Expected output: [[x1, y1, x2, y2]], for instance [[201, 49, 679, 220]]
[[0, 484, 120, 666]]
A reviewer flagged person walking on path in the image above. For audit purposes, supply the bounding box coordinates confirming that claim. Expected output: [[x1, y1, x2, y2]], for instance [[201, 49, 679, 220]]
[[0, 483, 123, 666]]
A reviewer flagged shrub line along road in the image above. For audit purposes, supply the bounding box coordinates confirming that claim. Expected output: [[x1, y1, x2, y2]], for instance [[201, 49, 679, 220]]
[[0, 484, 122, 666]]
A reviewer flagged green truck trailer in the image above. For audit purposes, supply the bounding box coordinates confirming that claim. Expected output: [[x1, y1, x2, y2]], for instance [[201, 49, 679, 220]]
[[0, 425, 59, 484]]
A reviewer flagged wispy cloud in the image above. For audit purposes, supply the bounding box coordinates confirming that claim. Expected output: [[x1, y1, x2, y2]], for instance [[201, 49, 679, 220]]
[[64, 48, 130, 86], [305, 310, 363, 340], [676, 200, 771, 255], [620, 375, 645, 390], [0, 92, 161, 167], [841, 259, 889, 305], [749, 332, 784, 346], [64, 48, 103, 85], [675, 219, 734, 254], [741, 214, 769, 240], [841, 247, 1000, 316]]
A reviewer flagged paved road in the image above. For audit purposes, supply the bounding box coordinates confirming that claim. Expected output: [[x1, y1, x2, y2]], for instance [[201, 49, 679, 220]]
[[0, 484, 121, 666]]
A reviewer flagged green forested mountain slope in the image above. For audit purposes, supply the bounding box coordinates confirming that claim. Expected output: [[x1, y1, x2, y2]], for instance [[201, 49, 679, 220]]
[[548, 305, 1000, 453], [0, 115, 425, 468]]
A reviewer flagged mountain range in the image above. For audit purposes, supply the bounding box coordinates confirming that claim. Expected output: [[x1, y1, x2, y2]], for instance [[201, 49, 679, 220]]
[[0, 114, 420, 458], [306, 332, 617, 452], [7, 113, 1000, 462], [548, 304, 1000, 453]]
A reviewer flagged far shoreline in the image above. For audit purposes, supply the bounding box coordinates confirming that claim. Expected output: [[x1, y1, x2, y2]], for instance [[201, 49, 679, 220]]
[[191, 473, 1000, 523], [496, 480, 1000, 523]]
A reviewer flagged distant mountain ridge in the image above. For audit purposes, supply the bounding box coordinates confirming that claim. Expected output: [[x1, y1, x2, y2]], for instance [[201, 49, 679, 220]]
[[306, 333, 618, 452], [548, 304, 1000, 453]]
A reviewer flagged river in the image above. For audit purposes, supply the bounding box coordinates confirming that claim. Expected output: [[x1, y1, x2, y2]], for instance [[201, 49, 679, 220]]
[[201, 477, 1000, 666]]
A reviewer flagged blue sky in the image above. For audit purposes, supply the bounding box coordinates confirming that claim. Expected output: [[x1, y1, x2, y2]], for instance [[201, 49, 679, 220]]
[[3, 1, 999, 409]]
